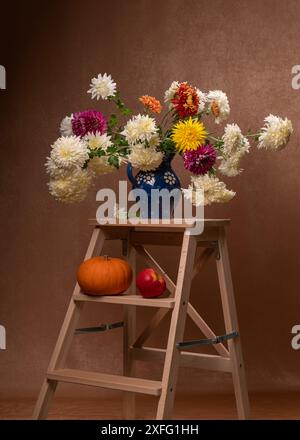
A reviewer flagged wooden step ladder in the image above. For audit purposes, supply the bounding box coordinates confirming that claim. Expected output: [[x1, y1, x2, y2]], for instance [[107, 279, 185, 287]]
[[33, 219, 250, 420]]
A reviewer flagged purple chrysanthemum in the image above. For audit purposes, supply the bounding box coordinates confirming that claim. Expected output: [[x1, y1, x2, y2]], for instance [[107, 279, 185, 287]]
[[183, 144, 216, 175], [72, 110, 107, 137]]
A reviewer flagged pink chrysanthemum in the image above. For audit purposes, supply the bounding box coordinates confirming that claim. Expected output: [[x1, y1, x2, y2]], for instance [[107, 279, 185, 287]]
[[183, 144, 216, 175], [72, 110, 107, 137]]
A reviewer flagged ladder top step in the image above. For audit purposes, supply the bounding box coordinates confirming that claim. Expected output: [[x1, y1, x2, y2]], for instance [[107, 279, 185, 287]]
[[88, 219, 230, 229], [47, 369, 162, 396], [74, 292, 175, 308]]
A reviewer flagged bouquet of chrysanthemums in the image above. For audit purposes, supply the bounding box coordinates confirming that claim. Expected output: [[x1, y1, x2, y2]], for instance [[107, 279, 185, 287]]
[[46, 73, 293, 205]]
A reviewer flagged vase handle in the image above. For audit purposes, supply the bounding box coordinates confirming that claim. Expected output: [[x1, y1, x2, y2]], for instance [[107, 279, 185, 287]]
[[127, 162, 137, 186]]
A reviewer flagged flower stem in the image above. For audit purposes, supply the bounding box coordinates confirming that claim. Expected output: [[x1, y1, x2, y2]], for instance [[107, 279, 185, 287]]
[[246, 133, 261, 138], [160, 108, 173, 129], [207, 134, 221, 142]]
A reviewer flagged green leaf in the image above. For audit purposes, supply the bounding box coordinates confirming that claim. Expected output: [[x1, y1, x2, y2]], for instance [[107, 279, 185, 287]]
[[88, 148, 106, 158], [97, 149, 106, 157], [108, 113, 118, 128], [106, 145, 117, 153], [108, 155, 120, 168], [159, 137, 176, 154], [121, 107, 132, 116]]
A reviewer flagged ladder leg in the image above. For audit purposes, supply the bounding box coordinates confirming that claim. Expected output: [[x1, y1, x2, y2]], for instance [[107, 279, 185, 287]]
[[156, 232, 197, 420], [32, 298, 83, 419], [33, 227, 105, 419], [216, 228, 250, 419], [32, 378, 57, 420], [123, 243, 136, 419]]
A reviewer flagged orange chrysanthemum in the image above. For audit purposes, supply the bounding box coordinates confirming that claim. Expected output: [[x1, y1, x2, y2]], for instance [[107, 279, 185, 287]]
[[139, 95, 162, 114]]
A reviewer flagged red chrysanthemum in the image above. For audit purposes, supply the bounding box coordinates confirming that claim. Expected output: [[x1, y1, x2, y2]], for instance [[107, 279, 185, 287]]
[[183, 144, 216, 175], [171, 83, 199, 118]]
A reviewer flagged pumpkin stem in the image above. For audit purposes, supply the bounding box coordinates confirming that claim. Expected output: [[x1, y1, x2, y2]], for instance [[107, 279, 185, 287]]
[[103, 255, 110, 260]]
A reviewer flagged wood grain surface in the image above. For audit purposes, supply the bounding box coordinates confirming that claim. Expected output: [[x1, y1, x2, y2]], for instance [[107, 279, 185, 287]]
[[1, 393, 300, 420]]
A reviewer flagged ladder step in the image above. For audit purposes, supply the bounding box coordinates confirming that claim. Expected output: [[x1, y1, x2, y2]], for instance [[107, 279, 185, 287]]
[[74, 292, 175, 308], [47, 368, 162, 396]]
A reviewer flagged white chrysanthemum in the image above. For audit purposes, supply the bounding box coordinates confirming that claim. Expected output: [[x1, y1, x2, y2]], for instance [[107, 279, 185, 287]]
[[218, 153, 244, 177], [48, 169, 93, 203], [84, 132, 112, 151], [88, 156, 115, 175], [60, 114, 73, 136], [222, 123, 250, 156], [258, 114, 293, 150], [207, 90, 230, 124], [164, 81, 180, 108], [128, 144, 163, 171], [217, 124, 250, 177], [148, 133, 160, 148], [183, 174, 235, 206], [50, 136, 89, 170], [196, 89, 207, 113], [45, 157, 69, 178], [122, 114, 158, 144], [87, 73, 117, 100]]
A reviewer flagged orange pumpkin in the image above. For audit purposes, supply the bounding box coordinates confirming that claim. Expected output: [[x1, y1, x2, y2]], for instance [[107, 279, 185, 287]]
[[77, 255, 132, 296]]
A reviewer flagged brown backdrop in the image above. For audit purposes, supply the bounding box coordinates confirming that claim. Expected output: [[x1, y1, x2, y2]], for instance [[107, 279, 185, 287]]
[[1, 0, 300, 400]]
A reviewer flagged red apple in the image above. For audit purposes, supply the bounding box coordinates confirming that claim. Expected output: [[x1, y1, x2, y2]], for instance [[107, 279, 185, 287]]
[[136, 268, 166, 298]]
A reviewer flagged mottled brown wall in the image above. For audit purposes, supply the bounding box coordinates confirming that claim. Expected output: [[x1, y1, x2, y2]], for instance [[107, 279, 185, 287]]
[[1, 0, 300, 400]]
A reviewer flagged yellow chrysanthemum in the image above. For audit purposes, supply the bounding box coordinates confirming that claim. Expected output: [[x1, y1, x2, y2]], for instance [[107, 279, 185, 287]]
[[171, 118, 207, 152]]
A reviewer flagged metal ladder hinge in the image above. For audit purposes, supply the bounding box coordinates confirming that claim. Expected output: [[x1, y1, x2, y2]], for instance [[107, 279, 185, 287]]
[[176, 331, 239, 350], [75, 321, 124, 335]]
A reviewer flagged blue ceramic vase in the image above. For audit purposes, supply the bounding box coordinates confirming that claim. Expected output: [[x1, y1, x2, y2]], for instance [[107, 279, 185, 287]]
[[127, 153, 181, 219]]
